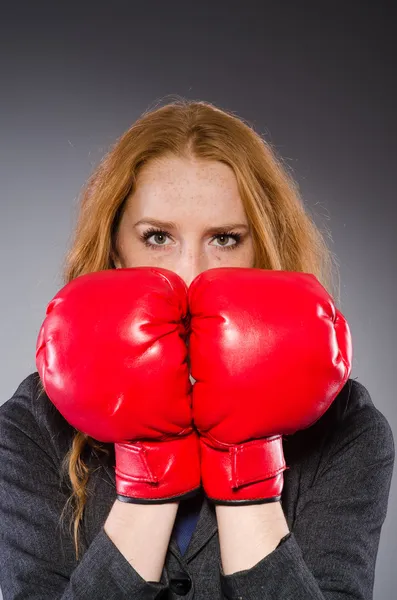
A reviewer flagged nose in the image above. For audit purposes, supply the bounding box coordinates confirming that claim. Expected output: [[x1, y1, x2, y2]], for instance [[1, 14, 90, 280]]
[[173, 247, 209, 288]]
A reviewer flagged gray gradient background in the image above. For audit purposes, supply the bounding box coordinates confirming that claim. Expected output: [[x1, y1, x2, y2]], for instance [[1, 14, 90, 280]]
[[0, 3, 396, 598]]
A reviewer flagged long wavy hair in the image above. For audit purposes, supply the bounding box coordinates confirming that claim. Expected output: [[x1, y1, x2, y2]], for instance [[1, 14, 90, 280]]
[[37, 98, 339, 560]]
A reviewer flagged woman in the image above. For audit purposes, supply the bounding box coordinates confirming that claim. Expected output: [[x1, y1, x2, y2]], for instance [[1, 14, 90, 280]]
[[0, 100, 394, 600]]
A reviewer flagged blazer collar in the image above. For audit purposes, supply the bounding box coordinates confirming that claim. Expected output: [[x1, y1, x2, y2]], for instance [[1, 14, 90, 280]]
[[169, 492, 218, 562]]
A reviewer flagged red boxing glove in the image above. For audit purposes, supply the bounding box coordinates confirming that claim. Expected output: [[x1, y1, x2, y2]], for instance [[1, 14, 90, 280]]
[[188, 267, 352, 504], [36, 267, 200, 503]]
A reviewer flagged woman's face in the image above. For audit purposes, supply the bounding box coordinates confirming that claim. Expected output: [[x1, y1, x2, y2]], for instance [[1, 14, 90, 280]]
[[113, 154, 255, 287]]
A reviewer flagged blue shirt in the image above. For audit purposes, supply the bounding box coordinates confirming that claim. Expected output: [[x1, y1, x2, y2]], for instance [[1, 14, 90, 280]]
[[172, 488, 204, 554]]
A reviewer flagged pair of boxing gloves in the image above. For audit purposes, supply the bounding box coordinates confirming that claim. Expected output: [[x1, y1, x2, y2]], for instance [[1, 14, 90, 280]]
[[35, 266, 352, 506]]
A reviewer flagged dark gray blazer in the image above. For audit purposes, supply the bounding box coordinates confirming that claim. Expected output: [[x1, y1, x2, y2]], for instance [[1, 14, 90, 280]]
[[0, 373, 394, 599]]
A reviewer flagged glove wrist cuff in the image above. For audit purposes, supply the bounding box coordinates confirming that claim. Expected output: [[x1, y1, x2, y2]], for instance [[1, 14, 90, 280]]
[[115, 431, 201, 503], [200, 435, 288, 504]]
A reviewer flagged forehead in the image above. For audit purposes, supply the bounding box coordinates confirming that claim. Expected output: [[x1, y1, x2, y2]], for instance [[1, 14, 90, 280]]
[[137, 154, 237, 186], [128, 155, 246, 220]]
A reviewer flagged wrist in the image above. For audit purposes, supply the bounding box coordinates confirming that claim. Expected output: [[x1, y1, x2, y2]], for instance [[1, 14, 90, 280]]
[[107, 497, 179, 527], [215, 501, 290, 575]]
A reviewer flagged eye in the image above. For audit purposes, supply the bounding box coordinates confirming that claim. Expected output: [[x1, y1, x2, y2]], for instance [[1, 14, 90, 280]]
[[140, 228, 172, 249], [211, 232, 242, 251]]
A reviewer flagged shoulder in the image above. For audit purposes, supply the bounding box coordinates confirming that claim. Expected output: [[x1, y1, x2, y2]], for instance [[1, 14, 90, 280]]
[[284, 378, 395, 480], [0, 372, 76, 467], [327, 378, 394, 444], [315, 378, 395, 478], [305, 378, 394, 444]]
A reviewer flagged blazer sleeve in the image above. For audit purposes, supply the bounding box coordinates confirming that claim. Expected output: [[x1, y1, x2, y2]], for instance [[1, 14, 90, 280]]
[[0, 375, 170, 600], [219, 382, 395, 600]]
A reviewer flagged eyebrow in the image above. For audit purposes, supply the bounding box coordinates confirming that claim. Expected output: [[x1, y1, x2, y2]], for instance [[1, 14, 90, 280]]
[[133, 218, 250, 234]]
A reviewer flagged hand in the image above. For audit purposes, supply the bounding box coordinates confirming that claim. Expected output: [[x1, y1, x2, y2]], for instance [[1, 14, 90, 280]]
[[36, 266, 200, 503], [188, 267, 352, 504]]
